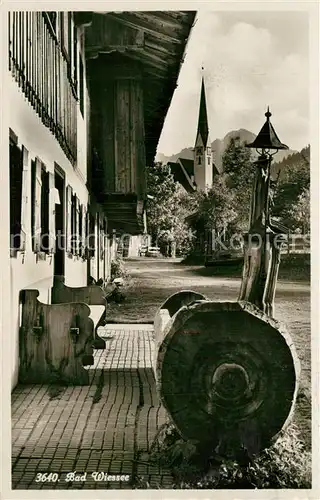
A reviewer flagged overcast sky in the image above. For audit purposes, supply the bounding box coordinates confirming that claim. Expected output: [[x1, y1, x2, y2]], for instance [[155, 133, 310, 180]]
[[157, 10, 309, 156]]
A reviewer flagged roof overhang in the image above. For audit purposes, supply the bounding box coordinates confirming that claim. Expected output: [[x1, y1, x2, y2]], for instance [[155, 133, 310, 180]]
[[84, 11, 197, 166]]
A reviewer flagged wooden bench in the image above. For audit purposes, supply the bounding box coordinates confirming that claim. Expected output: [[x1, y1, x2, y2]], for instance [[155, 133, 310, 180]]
[[154, 290, 300, 459], [51, 276, 113, 349], [19, 289, 95, 385]]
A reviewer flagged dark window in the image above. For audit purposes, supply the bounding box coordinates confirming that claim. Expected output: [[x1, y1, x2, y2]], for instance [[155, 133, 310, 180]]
[[9, 138, 23, 250], [79, 56, 84, 116], [208, 156, 211, 164], [79, 204, 83, 253], [40, 166, 50, 252], [71, 194, 77, 254], [198, 156, 201, 165], [88, 213, 95, 258]]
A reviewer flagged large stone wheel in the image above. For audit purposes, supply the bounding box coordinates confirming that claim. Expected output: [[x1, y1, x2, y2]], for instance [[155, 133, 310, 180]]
[[156, 300, 300, 458]]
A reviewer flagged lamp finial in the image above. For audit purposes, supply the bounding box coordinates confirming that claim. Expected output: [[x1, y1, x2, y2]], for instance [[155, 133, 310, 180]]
[[265, 106, 272, 120]]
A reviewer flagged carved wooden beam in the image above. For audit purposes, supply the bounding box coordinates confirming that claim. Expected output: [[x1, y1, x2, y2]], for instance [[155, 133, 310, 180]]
[[149, 11, 194, 26], [85, 15, 145, 59], [126, 45, 177, 68], [105, 12, 185, 44], [73, 12, 93, 27]]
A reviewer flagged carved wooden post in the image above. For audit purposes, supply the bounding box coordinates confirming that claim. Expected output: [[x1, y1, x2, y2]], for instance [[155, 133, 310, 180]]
[[238, 108, 289, 317], [238, 153, 271, 311]]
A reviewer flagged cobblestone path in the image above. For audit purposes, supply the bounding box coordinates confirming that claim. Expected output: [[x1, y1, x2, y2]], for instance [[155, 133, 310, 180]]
[[11, 325, 172, 490]]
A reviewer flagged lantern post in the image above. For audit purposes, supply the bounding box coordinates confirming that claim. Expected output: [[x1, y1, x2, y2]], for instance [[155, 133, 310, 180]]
[[238, 108, 289, 317]]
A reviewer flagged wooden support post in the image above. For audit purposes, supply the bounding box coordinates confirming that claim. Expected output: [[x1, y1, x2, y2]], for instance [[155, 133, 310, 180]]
[[19, 289, 94, 385]]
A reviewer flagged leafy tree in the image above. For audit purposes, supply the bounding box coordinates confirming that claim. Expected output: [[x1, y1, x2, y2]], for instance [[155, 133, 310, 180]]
[[271, 145, 310, 228], [146, 163, 194, 256], [287, 187, 310, 233], [191, 175, 238, 235], [222, 137, 255, 232]]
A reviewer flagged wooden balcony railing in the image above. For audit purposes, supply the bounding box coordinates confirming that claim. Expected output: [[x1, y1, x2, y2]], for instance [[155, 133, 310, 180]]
[[8, 12, 77, 165]]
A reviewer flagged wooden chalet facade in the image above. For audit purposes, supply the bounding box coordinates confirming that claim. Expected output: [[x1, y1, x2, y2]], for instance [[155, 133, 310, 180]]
[[3, 10, 196, 389], [84, 12, 196, 235]]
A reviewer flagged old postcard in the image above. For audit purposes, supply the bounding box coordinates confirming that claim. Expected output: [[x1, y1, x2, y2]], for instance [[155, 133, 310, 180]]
[[0, 1, 318, 498]]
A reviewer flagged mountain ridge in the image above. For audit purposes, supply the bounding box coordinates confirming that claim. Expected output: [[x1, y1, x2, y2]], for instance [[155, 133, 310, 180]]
[[156, 128, 297, 172]]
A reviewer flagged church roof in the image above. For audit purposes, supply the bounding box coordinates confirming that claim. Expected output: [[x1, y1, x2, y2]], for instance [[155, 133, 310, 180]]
[[196, 77, 210, 147], [168, 155, 219, 193], [168, 161, 195, 193], [179, 157, 194, 176]]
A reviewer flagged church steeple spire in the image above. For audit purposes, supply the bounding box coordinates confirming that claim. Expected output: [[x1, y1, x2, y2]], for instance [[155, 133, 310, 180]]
[[197, 73, 210, 147], [194, 69, 213, 192]]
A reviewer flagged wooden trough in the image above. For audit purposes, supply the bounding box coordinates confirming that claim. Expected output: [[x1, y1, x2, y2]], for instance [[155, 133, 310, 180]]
[[19, 290, 94, 385], [154, 291, 300, 458], [51, 276, 107, 349]]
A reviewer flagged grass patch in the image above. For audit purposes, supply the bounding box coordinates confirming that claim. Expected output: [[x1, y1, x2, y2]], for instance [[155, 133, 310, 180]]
[[149, 422, 311, 489], [278, 253, 310, 281], [182, 253, 310, 281]]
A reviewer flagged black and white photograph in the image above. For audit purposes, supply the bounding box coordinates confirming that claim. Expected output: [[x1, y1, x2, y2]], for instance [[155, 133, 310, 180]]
[[0, 1, 318, 496]]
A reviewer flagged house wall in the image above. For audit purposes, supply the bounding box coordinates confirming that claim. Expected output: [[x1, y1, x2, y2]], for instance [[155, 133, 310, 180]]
[[7, 23, 90, 389], [127, 234, 150, 257]]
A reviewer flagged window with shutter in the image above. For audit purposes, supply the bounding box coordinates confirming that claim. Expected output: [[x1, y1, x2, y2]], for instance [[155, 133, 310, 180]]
[[9, 139, 23, 251], [75, 197, 80, 256], [79, 203, 83, 256], [88, 212, 95, 259], [85, 209, 89, 258], [40, 166, 50, 252], [31, 160, 36, 251], [71, 193, 77, 255], [20, 146, 29, 252], [66, 185, 73, 255], [80, 203, 87, 259], [33, 158, 43, 252], [48, 171, 56, 254], [99, 217, 104, 261]]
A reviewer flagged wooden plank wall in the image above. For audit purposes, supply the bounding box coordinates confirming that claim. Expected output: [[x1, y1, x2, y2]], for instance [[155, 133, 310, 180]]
[[90, 59, 146, 199]]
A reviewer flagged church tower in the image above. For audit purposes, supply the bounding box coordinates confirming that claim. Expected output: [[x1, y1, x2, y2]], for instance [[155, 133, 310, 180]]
[[194, 75, 212, 192]]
